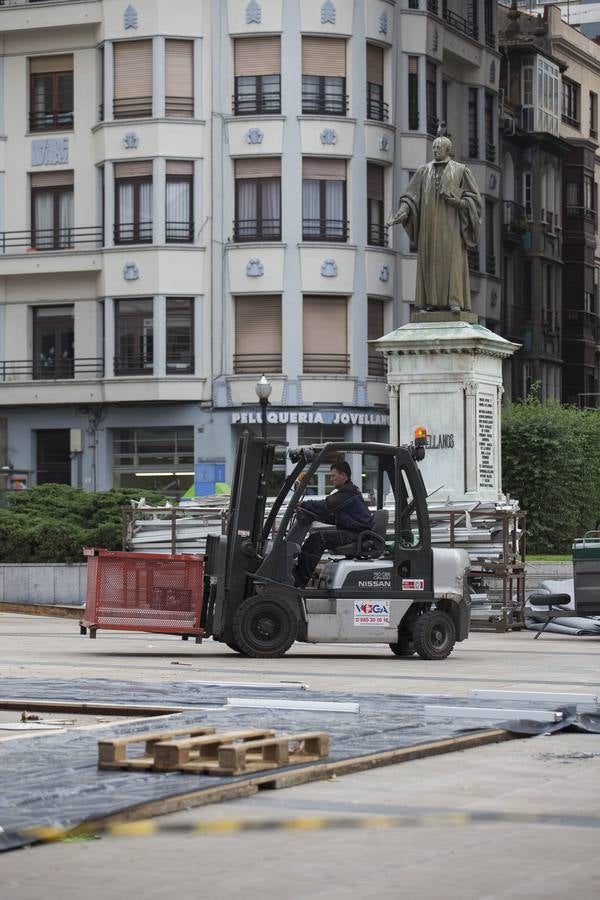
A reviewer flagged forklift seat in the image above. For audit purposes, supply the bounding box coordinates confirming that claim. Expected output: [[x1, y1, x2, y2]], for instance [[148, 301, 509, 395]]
[[335, 509, 389, 560]]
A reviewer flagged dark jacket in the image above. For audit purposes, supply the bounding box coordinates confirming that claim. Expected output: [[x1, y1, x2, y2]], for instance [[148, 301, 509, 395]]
[[301, 481, 373, 533]]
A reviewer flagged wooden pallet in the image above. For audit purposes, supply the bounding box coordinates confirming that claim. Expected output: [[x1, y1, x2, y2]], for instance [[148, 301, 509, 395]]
[[98, 727, 330, 776], [98, 725, 216, 769]]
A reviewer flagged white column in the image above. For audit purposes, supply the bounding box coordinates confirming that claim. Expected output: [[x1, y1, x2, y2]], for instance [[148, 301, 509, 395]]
[[193, 39, 203, 119], [153, 37, 166, 119], [154, 295, 166, 377], [153, 157, 166, 244], [104, 161, 114, 247], [103, 41, 114, 123], [193, 295, 203, 375], [104, 298, 115, 377], [0, 57, 5, 135], [388, 383, 399, 445]]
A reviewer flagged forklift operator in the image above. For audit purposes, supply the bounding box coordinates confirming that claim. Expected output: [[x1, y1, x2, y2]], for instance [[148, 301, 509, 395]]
[[289, 459, 373, 588]]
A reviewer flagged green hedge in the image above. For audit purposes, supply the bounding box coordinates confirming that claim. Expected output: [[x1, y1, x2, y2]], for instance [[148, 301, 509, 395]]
[[501, 399, 600, 554], [0, 484, 163, 563]]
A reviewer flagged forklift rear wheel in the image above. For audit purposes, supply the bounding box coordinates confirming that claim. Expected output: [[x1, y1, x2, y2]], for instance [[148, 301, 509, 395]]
[[232, 595, 299, 658], [413, 610, 456, 660], [389, 636, 415, 657]]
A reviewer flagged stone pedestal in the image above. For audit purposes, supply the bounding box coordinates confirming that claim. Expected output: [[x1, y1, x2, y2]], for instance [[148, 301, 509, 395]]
[[374, 321, 519, 504]]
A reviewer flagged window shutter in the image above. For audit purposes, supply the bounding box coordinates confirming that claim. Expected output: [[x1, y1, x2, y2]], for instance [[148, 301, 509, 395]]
[[302, 158, 346, 180], [235, 296, 282, 368], [166, 40, 193, 98], [235, 158, 282, 179], [235, 37, 281, 76], [30, 55, 73, 74], [166, 160, 194, 176], [367, 164, 384, 201], [31, 171, 74, 187], [302, 37, 346, 77], [368, 298, 384, 341], [114, 40, 152, 99], [366, 45, 383, 85], [408, 56, 418, 75], [303, 297, 347, 355], [114, 160, 153, 178]]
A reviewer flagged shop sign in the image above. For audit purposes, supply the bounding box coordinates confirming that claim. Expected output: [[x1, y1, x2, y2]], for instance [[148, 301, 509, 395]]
[[231, 410, 389, 426]]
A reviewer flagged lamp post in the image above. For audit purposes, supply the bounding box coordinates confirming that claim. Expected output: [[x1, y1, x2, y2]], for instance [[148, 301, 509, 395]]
[[255, 374, 272, 441]]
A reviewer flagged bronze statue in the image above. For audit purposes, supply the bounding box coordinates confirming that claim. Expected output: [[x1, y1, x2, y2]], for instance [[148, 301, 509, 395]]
[[388, 136, 482, 312]]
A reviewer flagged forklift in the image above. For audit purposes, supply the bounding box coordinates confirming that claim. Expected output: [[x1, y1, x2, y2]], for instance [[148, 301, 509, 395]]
[[201, 430, 471, 660]]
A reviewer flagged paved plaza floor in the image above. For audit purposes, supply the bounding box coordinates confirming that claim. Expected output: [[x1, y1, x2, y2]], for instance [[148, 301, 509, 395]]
[[0, 614, 599, 900]]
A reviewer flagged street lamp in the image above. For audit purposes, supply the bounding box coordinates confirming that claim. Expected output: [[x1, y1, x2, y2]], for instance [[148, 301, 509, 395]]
[[255, 374, 272, 441]]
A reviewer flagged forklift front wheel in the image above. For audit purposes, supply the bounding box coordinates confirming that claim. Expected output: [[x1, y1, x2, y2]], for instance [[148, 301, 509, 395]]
[[232, 595, 299, 658], [413, 610, 456, 660]]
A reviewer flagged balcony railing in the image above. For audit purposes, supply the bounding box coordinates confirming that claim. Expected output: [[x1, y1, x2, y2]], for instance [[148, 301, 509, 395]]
[[29, 109, 73, 132], [165, 96, 194, 117], [485, 140, 497, 163], [0, 226, 103, 254], [485, 253, 496, 276], [114, 355, 154, 376], [302, 90, 348, 117], [426, 115, 438, 137], [367, 223, 389, 247], [442, 6, 478, 41], [233, 219, 282, 242], [114, 222, 153, 244], [368, 354, 386, 377], [468, 248, 479, 272], [166, 354, 194, 375], [427, 0, 439, 12], [0, 358, 103, 382], [366, 91, 389, 123], [566, 205, 596, 222], [233, 353, 282, 375], [113, 96, 153, 120], [303, 353, 350, 375], [485, 29, 495, 49], [166, 220, 194, 243], [232, 91, 281, 116], [468, 137, 479, 158], [302, 219, 349, 242], [503, 200, 528, 237]]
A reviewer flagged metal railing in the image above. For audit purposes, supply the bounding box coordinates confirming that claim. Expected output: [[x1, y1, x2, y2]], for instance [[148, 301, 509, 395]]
[[503, 200, 528, 235], [166, 354, 195, 375], [113, 96, 153, 119], [468, 137, 479, 158], [486, 253, 496, 276], [166, 220, 194, 243], [468, 248, 479, 272], [442, 6, 478, 40], [427, 0, 439, 12], [302, 89, 348, 117], [566, 205, 596, 221], [485, 140, 497, 163], [303, 353, 350, 374], [485, 29, 495, 49], [368, 354, 386, 377], [114, 355, 154, 376], [232, 91, 281, 116], [426, 115, 438, 137], [302, 219, 349, 242], [114, 221, 153, 244], [367, 223, 389, 247], [165, 96, 194, 117], [0, 358, 103, 382], [0, 226, 103, 254], [233, 353, 282, 375], [233, 219, 282, 242], [366, 90, 389, 123], [29, 109, 73, 131]]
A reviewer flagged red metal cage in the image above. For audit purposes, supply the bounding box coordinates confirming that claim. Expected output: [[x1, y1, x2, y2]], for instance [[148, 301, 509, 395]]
[[82, 549, 205, 637]]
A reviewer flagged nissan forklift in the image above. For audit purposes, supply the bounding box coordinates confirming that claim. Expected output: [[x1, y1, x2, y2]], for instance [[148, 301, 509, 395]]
[[201, 430, 471, 659]]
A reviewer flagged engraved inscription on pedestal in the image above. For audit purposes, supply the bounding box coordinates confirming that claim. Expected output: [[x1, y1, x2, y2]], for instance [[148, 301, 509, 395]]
[[478, 394, 495, 490]]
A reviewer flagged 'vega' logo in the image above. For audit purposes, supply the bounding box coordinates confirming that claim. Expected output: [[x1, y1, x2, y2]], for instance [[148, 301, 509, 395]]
[[355, 603, 389, 616]]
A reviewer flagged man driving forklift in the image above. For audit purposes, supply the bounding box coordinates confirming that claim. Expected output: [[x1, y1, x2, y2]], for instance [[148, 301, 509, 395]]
[[288, 458, 373, 587]]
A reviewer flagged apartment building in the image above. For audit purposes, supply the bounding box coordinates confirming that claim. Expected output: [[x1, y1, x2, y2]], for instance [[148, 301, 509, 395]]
[[0, 0, 500, 497]]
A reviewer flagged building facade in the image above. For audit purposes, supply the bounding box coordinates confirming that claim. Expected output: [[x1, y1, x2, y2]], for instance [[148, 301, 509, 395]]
[[0, 0, 500, 496]]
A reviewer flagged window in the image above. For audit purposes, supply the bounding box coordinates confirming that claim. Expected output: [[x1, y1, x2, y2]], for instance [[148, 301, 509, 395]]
[[113, 40, 152, 119], [234, 37, 281, 115], [562, 78, 579, 128], [31, 171, 73, 250], [485, 92, 496, 162], [524, 172, 533, 221], [566, 180, 582, 216], [523, 362, 533, 399], [166, 161, 193, 242], [484, 0, 495, 48], [302, 158, 347, 241], [166, 298, 194, 374], [591, 92, 598, 138], [584, 175, 596, 220], [29, 55, 73, 131], [366, 44, 387, 121], [485, 199, 495, 275], [367, 164, 386, 247], [36, 430, 71, 486], [302, 37, 346, 116], [407, 56, 419, 130], [33, 306, 74, 379], [234, 296, 282, 373], [468, 87, 478, 157], [303, 296, 348, 374], [521, 56, 560, 135], [115, 298, 154, 375], [114, 161, 153, 244], [234, 158, 281, 242], [112, 426, 194, 496], [426, 61, 437, 136], [368, 298, 385, 377], [165, 40, 193, 117]]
